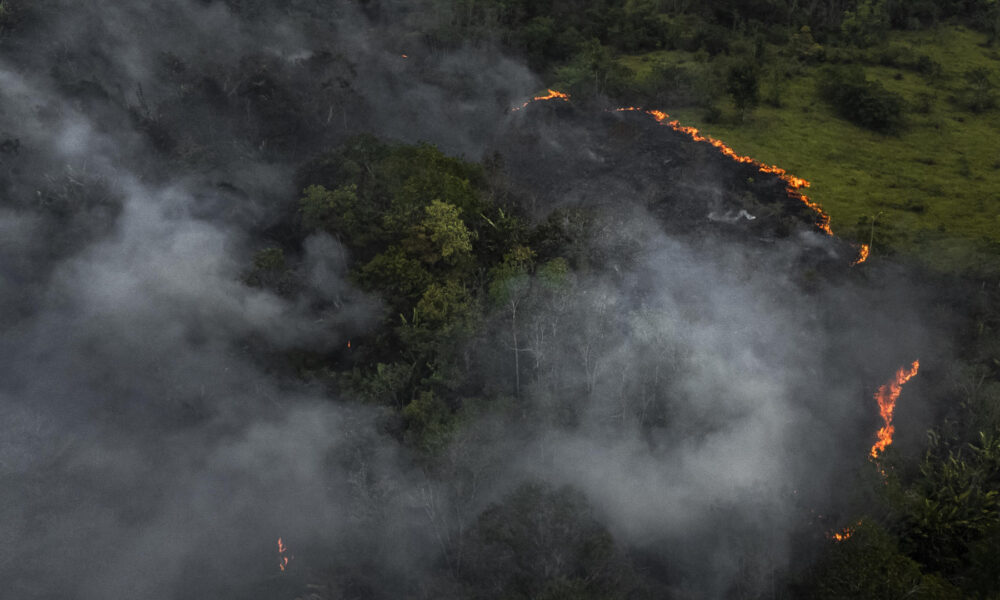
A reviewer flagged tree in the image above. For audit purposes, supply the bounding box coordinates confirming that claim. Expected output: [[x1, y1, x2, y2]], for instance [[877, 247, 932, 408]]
[[402, 391, 454, 450], [519, 16, 562, 68], [358, 246, 432, 309], [300, 184, 363, 234], [982, 0, 1000, 45], [489, 246, 535, 396], [790, 25, 824, 62], [726, 60, 760, 121], [457, 483, 639, 599], [841, 0, 890, 47], [958, 67, 997, 113], [412, 200, 476, 265], [898, 430, 1000, 577], [243, 247, 294, 294], [805, 520, 961, 599], [817, 65, 905, 133], [416, 280, 474, 328], [555, 38, 630, 98]]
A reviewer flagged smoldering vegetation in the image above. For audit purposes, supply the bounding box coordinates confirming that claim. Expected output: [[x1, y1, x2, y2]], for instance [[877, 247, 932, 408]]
[[0, 1, 953, 599]]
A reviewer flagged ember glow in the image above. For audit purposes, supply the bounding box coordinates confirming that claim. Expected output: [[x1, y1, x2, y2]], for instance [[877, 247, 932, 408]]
[[869, 361, 921, 459], [829, 521, 860, 542], [615, 107, 833, 235], [851, 243, 871, 266], [278, 537, 291, 572], [511, 89, 570, 111]]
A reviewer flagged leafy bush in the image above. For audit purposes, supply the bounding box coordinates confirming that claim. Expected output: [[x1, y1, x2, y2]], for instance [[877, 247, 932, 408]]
[[915, 54, 943, 78], [726, 59, 760, 120], [244, 247, 295, 293], [897, 430, 1000, 577], [841, 0, 890, 48], [518, 16, 584, 69], [817, 66, 906, 133], [791, 25, 825, 62], [553, 39, 633, 99], [805, 521, 962, 599], [956, 67, 997, 113]]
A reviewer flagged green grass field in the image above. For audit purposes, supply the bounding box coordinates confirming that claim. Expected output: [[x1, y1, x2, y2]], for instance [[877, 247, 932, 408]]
[[621, 26, 1000, 275]]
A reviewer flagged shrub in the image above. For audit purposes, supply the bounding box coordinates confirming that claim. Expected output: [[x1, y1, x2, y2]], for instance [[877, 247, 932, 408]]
[[762, 67, 791, 108], [957, 67, 997, 113], [898, 430, 1000, 577], [554, 39, 634, 99], [701, 103, 723, 123], [791, 25, 824, 63], [726, 60, 760, 121], [915, 54, 942, 78], [841, 0, 890, 48], [817, 66, 906, 133]]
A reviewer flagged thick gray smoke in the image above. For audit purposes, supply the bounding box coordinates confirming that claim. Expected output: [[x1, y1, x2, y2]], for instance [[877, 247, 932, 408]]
[[458, 198, 940, 595], [0, 1, 943, 598]]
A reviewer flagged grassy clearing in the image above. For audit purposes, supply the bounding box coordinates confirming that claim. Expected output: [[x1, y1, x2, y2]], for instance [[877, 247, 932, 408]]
[[624, 26, 1000, 275]]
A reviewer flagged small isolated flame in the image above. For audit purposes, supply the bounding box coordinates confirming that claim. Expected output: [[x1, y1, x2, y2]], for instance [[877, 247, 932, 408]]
[[851, 244, 871, 266], [511, 89, 570, 112], [278, 537, 291, 572], [347, 339, 351, 349], [869, 361, 920, 460], [614, 107, 833, 236], [401, 54, 408, 59], [829, 521, 861, 542]]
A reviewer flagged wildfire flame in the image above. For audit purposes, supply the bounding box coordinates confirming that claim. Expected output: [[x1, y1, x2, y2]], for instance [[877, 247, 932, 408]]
[[278, 537, 291, 572], [514, 93, 871, 261], [615, 107, 833, 235], [511, 89, 570, 112], [869, 361, 920, 459], [851, 244, 870, 266], [829, 521, 861, 542]]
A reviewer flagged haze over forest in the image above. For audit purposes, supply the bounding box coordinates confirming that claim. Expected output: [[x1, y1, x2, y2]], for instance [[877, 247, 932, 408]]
[[1, 1, 999, 599]]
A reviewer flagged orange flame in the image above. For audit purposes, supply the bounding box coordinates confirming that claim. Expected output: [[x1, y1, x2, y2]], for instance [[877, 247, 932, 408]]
[[615, 107, 832, 235], [401, 54, 408, 59], [511, 89, 570, 112], [516, 96, 863, 252], [851, 244, 870, 266], [829, 521, 861, 542], [869, 361, 920, 459], [278, 537, 291, 572]]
